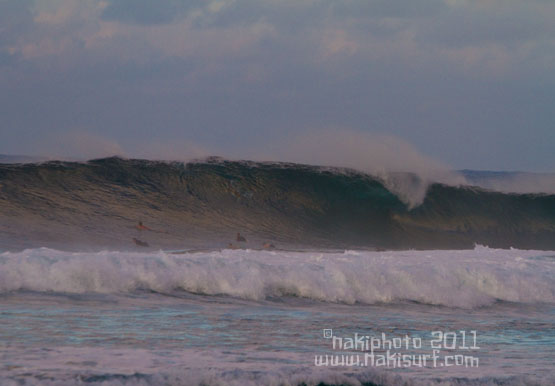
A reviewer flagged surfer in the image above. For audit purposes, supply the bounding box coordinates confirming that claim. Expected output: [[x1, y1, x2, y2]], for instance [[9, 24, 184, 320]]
[[262, 242, 275, 250], [133, 221, 152, 247], [133, 237, 149, 247], [136, 221, 152, 231], [134, 221, 168, 234], [236, 233, 246, 242]]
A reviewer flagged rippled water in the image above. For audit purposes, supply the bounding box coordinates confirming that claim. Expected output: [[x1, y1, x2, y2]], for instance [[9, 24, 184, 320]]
[[0, 247, 554, 385]]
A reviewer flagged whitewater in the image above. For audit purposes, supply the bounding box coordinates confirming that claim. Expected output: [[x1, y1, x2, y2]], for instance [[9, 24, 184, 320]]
[[1, 158, 554, 385], [1, 246, 554, 385], [1, 246, 554, 308]]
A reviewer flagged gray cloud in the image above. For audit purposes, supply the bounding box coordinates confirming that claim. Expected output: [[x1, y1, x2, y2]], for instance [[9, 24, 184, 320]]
[[0, 0, 554, 172], [417, 2, 555, 48], [328, 0, 447, 19], [0, 0, 34, 58], [100, 0, 203, 25]]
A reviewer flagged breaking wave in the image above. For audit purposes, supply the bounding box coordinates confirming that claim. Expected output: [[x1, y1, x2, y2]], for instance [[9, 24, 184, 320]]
[[0, 157, 554, 251], [1, 246, 553, 309]]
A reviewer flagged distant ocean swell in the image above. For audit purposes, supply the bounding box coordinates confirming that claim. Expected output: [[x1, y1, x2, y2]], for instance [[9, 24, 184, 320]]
[[1, 247, 553, 308], [0, 157, 554, 251]]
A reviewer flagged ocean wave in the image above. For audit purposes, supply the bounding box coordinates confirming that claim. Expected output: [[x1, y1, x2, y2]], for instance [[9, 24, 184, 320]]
[[1, 157, 554, 251], [1, 247, 553, 308]]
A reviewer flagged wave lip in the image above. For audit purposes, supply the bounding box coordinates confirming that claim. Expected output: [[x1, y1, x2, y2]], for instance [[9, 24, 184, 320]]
[[1, 247, 554, 309]]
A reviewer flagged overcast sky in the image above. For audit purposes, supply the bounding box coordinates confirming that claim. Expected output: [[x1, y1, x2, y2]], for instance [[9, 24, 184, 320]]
[[1, 0, 554, 171]]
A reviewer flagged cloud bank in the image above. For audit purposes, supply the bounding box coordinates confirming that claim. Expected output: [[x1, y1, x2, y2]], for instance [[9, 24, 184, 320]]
[[0, 0, 554, 172]]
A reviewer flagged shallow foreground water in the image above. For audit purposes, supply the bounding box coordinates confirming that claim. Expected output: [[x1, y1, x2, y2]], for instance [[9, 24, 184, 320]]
[[0, 247, 553, 385]]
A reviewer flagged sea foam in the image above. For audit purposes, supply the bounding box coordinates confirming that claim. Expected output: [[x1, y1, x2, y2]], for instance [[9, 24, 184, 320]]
[[1, 246, 553, 308]]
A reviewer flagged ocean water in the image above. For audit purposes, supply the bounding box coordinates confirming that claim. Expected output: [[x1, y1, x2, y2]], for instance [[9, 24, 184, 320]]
[[1, 246, 553, 385], [2, 158, 555, 252]]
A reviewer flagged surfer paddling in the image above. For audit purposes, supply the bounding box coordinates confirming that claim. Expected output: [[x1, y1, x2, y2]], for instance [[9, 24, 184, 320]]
[[133, 237, 149, 247], [224, 233, 246, 250], [262, 242, 275, 250], [135, 221, 168, 234], [136, 221, 152, 231]]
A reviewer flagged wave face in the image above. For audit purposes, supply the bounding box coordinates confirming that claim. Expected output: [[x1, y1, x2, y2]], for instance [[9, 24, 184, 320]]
[[1, 247, 553, 308], [0, 157, 554, 251]]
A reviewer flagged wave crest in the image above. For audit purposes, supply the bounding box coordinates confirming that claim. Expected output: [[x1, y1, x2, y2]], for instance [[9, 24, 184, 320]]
[[1, 157, 555, 251]]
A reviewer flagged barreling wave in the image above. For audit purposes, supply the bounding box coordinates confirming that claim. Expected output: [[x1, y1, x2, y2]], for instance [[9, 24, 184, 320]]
[[0, 157, 554, 251], [1, 247, 554, 308]]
